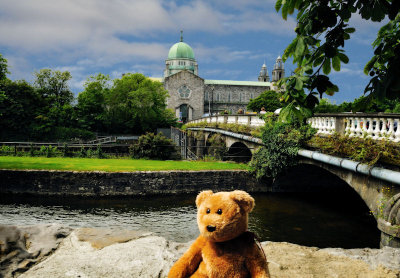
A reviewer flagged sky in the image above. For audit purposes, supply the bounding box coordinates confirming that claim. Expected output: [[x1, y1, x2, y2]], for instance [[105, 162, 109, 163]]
[[0, 0, 387, 104]]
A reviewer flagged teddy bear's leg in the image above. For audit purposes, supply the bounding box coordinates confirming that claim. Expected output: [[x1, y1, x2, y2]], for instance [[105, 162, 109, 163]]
[[168, 236, 205, 278]]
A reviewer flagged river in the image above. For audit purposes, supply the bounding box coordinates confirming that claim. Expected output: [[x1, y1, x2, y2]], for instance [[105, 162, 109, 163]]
[[0, 191, 380, 249]]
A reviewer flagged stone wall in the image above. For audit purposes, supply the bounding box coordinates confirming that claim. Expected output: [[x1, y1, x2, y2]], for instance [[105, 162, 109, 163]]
[[204, 84, 270, 113], [164, 71, 204, 120], [0, 170, 267, 197]]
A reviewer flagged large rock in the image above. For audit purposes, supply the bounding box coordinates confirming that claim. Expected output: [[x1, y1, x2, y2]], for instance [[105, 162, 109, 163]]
[[0, 224, 71, 278], [2, 226, 399, 278], [18, 229, 187, 278]]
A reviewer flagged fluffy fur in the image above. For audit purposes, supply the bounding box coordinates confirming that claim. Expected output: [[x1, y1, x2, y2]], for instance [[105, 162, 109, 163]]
[[168, 190, 270, 278]]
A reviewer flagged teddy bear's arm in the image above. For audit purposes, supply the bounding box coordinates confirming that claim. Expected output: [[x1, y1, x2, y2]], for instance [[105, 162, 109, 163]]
[[168, 236, 205, 278], [245, 244, 271, 278]]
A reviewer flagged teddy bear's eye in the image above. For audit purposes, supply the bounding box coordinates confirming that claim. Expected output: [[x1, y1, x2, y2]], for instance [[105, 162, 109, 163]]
[[206, 208, 210, 214], [217, 209, 222, 215]]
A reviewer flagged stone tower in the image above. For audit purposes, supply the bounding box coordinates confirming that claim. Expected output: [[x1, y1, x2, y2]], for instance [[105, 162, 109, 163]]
[[271, 56, 285, 82], [258, 62, 269, 82]]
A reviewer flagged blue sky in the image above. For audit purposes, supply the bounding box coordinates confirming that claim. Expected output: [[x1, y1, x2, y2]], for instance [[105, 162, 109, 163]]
[[0, 0, 386, 103]]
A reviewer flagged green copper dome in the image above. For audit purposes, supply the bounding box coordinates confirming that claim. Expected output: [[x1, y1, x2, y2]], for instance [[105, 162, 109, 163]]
[[167, 41, 195, 60]]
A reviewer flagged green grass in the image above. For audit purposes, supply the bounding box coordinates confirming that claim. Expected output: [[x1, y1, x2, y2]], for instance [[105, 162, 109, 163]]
[[0, 156, 248, 172]]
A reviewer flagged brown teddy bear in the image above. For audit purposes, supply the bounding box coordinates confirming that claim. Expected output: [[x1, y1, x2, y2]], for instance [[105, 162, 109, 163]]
[[168, 190, 270, 278]]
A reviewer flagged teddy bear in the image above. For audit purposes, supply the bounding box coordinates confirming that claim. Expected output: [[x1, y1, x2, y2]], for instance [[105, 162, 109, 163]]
[[168, 190, 270, 278]]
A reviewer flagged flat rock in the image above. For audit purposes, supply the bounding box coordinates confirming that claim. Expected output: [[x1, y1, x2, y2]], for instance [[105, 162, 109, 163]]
[[5, 227, 400, 278]]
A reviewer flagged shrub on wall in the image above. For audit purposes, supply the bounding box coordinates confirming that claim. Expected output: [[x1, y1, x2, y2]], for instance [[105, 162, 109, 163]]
[[130, 132, 178, 160], [249, 120, 316, 180]]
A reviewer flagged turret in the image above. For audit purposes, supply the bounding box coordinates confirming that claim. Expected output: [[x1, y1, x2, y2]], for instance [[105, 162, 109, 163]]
[[258, 62, 269, 82], [271, 56, 285, 82]]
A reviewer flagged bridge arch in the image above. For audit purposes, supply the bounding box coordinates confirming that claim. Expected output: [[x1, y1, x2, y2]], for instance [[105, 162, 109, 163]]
[[226, 142, 252, 162]]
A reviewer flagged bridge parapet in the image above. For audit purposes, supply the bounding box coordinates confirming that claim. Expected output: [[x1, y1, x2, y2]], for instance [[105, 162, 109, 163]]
[[189, 114, 265, 127], [309, 113, 400, 142]]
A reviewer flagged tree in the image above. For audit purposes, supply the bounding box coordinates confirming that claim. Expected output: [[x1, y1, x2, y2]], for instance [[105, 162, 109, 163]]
[[0, 79, 45, 140], [104, 73, 176, 134], [247, 90, 283, 112], [0, 54, 9, 82], [77, 73, 110, 132], [34, 69, 73, 126], [275, 0, 400, 120]]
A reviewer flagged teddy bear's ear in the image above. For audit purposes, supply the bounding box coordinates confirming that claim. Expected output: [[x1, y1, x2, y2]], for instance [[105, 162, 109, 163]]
[[230, 190, 255, 213], [196, 190, 213, 207]]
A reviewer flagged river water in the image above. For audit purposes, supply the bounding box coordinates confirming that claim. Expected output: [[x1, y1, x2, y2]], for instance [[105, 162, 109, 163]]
[[0, 191, 380, 248]]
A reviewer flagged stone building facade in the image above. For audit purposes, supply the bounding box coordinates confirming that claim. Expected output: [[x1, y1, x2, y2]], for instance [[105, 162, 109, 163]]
[[153, 34, 285, 122]]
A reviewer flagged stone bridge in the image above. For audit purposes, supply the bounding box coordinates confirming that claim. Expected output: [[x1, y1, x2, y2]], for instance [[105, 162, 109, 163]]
[[183, 114, 400, 248]]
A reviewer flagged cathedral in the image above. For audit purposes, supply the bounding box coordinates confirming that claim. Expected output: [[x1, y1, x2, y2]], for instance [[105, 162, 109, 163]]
[[152, 33, 285, 122]]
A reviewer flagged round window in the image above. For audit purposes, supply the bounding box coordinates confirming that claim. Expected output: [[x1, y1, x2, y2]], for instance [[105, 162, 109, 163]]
[[178, 84, 191, 98]]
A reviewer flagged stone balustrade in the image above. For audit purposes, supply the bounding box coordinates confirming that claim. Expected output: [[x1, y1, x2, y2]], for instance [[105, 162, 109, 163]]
[[308, 113, 400, 142], [189, 114, 265, 127], [190, 113, 400, 142]]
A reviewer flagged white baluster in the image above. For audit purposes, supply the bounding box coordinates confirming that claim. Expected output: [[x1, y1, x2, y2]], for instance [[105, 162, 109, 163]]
[[379, 117, 387, 140], [387, 118, 395, 141], [394, 118, 400, 143], [366, 117, 373, 139], [354, 117, 362, 137], [344, 117, 351, 136], [372, 117, 380, 140], [349, 117, 356, 137]]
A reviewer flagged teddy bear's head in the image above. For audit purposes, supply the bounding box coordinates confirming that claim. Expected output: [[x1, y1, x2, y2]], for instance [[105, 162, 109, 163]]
[[195, 190, 255, 242]]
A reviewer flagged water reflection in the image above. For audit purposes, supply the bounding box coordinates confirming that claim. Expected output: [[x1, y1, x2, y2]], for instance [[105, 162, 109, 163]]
[[0, 192, 379, 248]]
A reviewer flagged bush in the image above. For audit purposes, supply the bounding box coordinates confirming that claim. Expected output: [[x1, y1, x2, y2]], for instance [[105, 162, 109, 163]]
[[130, 132, 178, 160], [39, 145, 59, 157], [249, 121, 316, 180]]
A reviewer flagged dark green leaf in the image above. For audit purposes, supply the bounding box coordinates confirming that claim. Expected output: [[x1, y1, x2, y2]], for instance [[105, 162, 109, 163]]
[[275, 0, 283, 12], [338, 53, 349, 64], [332, 56, 341, 71], [322, 59, 331, 75], [295, 77, 303, 90], [295, 37, 305, 57], [344, 27, 356, 33]]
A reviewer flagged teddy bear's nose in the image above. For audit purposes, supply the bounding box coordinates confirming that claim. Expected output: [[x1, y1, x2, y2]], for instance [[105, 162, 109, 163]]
[[207, 225, 216, 232]]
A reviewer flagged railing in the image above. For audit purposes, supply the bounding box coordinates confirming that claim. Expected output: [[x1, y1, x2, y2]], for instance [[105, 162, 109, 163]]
[[189, 113, 400, 142], [308, 113, 400, 142], [188, 114, 265, 127], [87, 136, 117, 144]]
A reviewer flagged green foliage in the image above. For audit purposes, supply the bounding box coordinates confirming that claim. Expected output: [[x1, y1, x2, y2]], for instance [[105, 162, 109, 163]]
[[249, 120, 316, 180], [247, 90, 283, 112], [39, 145, 59, 158], [275, 0, 400, 117], [308, 134, 400, 166], [76, 74, 109, 132], [364, 14, 400, 101], [105, 73, 176, 134], [52, 127, 95, 142], [207, 134, 227, 160], [0, 54, 9, 82], [62, 144, 73, 158], [313, 96, 400, 113], [0, 79, 45, 140], [130, 132, 178, 160], [0, 145, 15, 156], [95, 145, 106, 159]]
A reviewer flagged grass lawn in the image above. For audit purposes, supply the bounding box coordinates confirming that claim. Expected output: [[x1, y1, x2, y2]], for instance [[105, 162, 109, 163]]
[[0, 156, 248, 172]]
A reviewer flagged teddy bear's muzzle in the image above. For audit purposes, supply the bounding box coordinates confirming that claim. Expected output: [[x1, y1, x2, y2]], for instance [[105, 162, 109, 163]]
[[206, 225, 216, 232]]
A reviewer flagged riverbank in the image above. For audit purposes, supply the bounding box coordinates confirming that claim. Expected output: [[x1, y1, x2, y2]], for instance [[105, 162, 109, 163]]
[[0, 169, 266, 196], [1, 224, 399, 278], [0, 156, 248, 172]]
